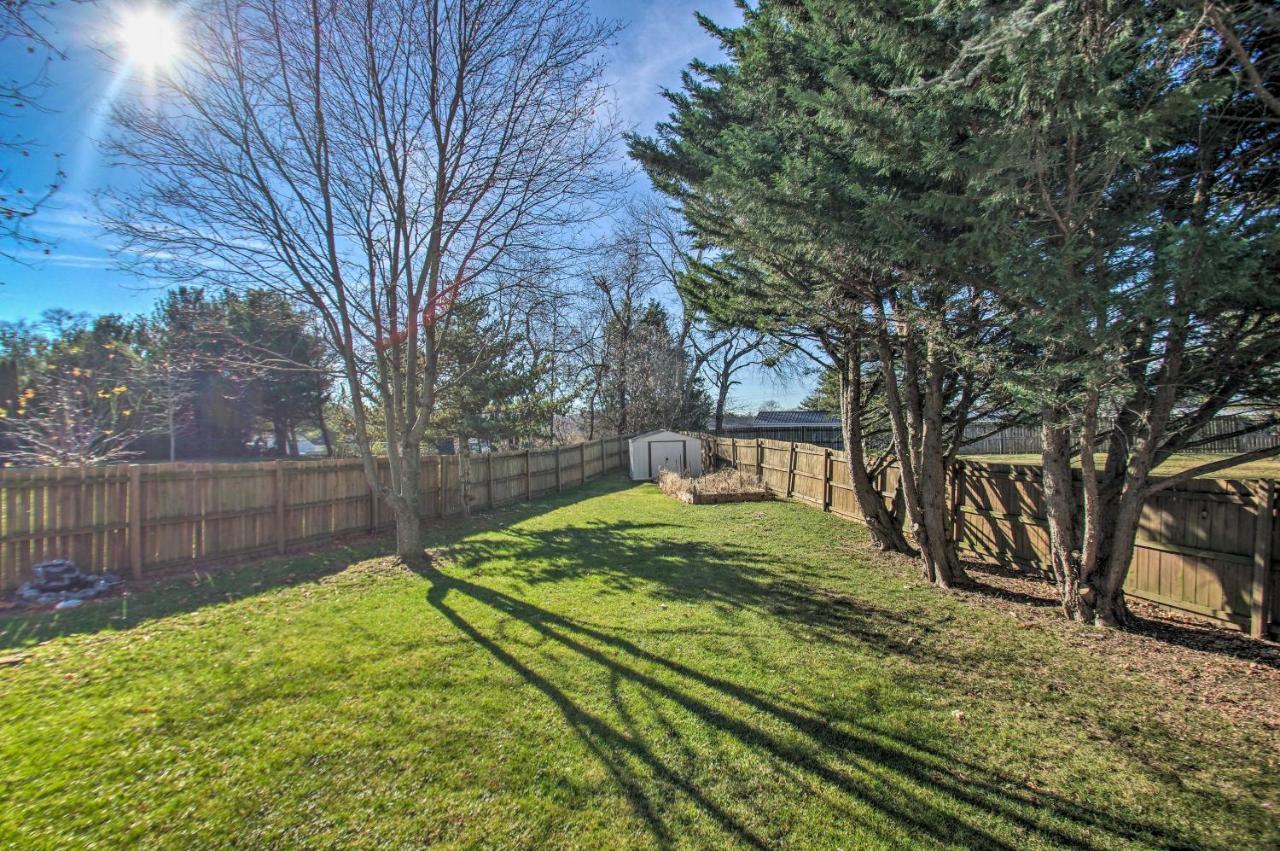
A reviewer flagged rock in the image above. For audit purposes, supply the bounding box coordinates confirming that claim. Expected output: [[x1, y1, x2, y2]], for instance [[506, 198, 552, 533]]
[[32, 559, 86, 592], [11, 564, 123, 609]]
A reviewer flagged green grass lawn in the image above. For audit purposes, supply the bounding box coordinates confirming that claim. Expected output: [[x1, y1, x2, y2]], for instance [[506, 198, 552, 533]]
[[960, 452, 1280, 480], [2, 476, 1277, 848]]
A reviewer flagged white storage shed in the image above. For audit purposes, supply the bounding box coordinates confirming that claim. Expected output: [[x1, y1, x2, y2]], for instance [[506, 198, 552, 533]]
[[629, 430, 703, 481]]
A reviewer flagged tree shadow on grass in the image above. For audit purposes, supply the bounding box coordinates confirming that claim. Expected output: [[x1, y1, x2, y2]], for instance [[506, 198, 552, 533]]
[[0, 478, 633, 651], [420, 566, 1198, 850], [0, 544, 375, 651], [441, 519, 943, 661]]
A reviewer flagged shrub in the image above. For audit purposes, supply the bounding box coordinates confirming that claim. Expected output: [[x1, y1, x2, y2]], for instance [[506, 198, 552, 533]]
[[658, 468, 767, 499]]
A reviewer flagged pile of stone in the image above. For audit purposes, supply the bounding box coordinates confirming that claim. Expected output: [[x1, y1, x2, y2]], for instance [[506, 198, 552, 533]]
[[14, 560, 123, 609]]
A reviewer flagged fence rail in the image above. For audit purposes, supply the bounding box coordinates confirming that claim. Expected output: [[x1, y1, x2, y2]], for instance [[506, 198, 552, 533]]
[[705, 436, 1279, 639], [0, 437, 628, 593]]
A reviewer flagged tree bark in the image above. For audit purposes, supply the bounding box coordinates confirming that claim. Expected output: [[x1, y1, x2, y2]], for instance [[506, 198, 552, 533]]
[[873, 307, 963, 585], [273, 419, 289, 459], [916, 340, 966, 586], [392, 500, 424, 565], [316, 402, 333, 457], [384, 433, 428, 565], [1040, 409, 1085, 618], [837, 337, 912, 553], [714, 376, 730, 435]]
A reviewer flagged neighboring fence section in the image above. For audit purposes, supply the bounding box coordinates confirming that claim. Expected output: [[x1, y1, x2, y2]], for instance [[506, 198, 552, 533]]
[[0, 437, 628, 593], [725, 416, 1280, 455], [721, 425, 844, 448], [706, 436, 1279, 639], [961, 417, 1280, 455]]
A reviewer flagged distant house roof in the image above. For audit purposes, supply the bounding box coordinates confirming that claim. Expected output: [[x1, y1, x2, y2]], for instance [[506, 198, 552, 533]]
[[753, 409, 840, 426]]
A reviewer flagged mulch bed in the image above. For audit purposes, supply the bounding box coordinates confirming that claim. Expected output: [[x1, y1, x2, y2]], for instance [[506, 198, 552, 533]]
[[957, 559, 1280, 728], [833, 530, 1280, 728]]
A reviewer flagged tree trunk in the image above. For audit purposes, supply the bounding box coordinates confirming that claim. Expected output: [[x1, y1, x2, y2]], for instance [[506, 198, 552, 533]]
[[273, 419, 289, 458], [316, 403, 333, 457], [1091, 468, 1153, 628], [838, 338, 911, 553], [386, 443, 428, 566], [392, 500, 424, 564], [916, 344, 966, 587], [1041, 401, 1144, 626], [1040, 410, 1086, 618], [714, 378, 730, 435], [457, 434, 472, 519], [167, 399, 177, 462], [873, 313, 962, 585]]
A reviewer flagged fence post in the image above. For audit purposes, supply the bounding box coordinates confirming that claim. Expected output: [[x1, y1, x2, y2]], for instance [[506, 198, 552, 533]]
[[128, 464, 143, 579], [580, 442, 587, 485], [274, 459, 286, 553], [731, 438, 738, 469], [951, 462, 965, 546], [757, 439, 763, 480], [787, 442, 797, 498], [525, 448, 533, 501], [1252, 480, 1275, 640], [437, 456, 446, 517], [556, 445, 563, 492], [822, 448, 832, 512]]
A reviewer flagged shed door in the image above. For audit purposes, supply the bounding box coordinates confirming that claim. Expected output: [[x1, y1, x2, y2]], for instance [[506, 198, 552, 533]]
[[648, 440, 687, 479]]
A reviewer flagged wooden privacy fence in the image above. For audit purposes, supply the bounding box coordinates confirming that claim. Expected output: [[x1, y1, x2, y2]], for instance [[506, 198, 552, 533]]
[[706, 436, 1280, 639], [0, 436, 628, 593]]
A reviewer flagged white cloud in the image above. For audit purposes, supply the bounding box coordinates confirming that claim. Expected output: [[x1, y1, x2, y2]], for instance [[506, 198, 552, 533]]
[[7, 249, 115, 269], [600, 0, 740, 137], [20, 191, 105, 244]]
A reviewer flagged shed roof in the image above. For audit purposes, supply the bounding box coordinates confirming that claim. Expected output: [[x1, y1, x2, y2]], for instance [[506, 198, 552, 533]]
[[629, 429, 693, 442]]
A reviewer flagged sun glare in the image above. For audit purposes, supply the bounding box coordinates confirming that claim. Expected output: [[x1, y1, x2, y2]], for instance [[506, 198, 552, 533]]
[[119, 6, 181, 71]]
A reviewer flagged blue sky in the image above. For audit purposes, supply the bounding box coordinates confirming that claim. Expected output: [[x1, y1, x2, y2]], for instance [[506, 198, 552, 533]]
[[0, 0, 810, 410]]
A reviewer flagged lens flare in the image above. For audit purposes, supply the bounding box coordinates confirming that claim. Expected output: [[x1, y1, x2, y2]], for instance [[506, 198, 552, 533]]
[[119, 6, 181, 71]]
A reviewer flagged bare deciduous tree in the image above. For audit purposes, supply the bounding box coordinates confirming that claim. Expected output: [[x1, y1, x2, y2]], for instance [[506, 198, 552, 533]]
[[2, 366, 144, 466], [105, 0, 619, 560], [1, 0, 76, 259]]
